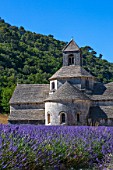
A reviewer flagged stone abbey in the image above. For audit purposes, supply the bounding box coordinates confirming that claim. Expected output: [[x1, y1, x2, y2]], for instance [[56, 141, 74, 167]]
[[9, 39, 113, 126]]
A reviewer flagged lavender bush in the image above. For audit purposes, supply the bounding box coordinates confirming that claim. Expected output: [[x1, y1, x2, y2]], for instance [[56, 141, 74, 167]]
[[0, 125, 113, 170]]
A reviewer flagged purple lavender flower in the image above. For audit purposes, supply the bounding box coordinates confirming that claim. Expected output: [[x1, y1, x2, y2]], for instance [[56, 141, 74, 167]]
[[0, 124, 113, 169]]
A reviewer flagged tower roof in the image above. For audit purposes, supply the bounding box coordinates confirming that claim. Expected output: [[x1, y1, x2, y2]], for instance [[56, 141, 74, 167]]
[[63, 39, 80, 52], [49, 65, 95, 80], [45, 81, 90, 102]]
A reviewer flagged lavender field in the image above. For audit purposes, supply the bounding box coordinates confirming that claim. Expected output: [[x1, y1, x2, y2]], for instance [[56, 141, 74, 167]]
[[0, 125, 113, 170]]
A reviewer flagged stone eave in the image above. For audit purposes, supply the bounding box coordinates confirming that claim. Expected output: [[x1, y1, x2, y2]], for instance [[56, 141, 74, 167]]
[[8, 118, 45, 121], [62, 49, 80, 53], [44, 98, 90, 103], [49, 75, 96, 81], [91, 98, 113, 101], [10, 101, 45, 105]]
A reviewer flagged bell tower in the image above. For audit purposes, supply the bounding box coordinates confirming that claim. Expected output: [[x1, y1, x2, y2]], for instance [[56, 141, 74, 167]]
[[62, 39, 82, 66]]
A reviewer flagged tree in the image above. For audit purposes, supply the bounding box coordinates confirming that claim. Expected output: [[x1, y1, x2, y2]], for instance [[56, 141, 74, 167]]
[[1, 86, 15, 113], [0, 18, 113, 113]]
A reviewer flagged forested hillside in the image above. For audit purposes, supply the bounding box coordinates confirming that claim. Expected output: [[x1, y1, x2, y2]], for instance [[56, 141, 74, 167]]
[[0, 17, 113, 113]]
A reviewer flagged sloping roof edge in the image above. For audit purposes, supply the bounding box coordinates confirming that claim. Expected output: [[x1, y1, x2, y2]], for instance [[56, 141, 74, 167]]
[[63, 39, 80, 52], [45, 81, 90, 102], [49, 66, 95, 80]]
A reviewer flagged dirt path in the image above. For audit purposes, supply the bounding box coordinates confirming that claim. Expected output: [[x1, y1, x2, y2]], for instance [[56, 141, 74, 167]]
[[0, 114, 8, 124]]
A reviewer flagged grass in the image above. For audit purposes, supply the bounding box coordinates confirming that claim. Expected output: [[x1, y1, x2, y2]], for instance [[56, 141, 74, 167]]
[[0, 114, 8, 124]]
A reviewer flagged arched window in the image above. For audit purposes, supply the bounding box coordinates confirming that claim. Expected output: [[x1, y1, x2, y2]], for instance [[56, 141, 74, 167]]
[[51, 82, 55, 90], [85, 79, 89, 89], [61, 113, 65, 123], [48, 114, 50, 124], [77, 113, 80, 122], [68, 54, 74, 65]]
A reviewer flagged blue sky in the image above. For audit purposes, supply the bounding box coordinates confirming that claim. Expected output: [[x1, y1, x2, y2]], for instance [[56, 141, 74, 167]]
[[0, 0, 113, 62]]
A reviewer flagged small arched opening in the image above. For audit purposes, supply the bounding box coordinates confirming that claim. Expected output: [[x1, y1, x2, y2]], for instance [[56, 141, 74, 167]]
[[60, 112, 67, 124], [68, 54, 74, 65], [77, 113, 80, 123], [61, 113, 65, 123], [47, 113, 51, 124], [51, 82, 55, 90], [85, 78, 89, 89]]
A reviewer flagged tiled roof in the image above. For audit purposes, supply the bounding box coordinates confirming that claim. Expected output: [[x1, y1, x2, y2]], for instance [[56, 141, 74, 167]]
[[63, 39, 80, 52], [93, 82, 106, 95], [8, 109, 45, 120], [89, 106, 113, 119], [49, 65, 94, 80], [45, 81, 90, 102], [91, 82, 113, 100], [9, 84, 49, 104], [100, 106, 113, 118]]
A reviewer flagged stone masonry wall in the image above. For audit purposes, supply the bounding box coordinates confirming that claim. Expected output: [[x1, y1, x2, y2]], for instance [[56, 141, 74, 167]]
[[63, 52, 81, 66], [45, 100, 91, 125]]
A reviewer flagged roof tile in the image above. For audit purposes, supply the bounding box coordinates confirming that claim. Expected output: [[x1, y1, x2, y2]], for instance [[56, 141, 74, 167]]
[[45, 81, 90, 102], [8, 109, 45, 120], [63, 39, 80, 52], [10, 84, 49, 104], [49, 65, 94, 80]]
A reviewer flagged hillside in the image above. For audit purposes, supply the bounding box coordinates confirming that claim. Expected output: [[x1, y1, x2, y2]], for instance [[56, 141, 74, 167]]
[[0, 17, 113, 113]]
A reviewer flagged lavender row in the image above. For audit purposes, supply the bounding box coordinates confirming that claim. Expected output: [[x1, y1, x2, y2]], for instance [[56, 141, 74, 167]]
[[0, 124, 113, 169]]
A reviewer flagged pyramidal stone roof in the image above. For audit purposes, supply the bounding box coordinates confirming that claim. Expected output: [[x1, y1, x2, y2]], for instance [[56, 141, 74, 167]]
[[10, 84, 49, 104], [63, 39, 80, 52], [49, 65, 94, 80], [45, 81, 90, 102], [91, 82, 113, 101]]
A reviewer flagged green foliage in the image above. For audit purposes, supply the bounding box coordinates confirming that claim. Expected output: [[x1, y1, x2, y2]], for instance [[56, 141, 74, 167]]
[[81, 47, 113, 83], [1, 86, 15, 113], [0, 17, 113, 113]]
